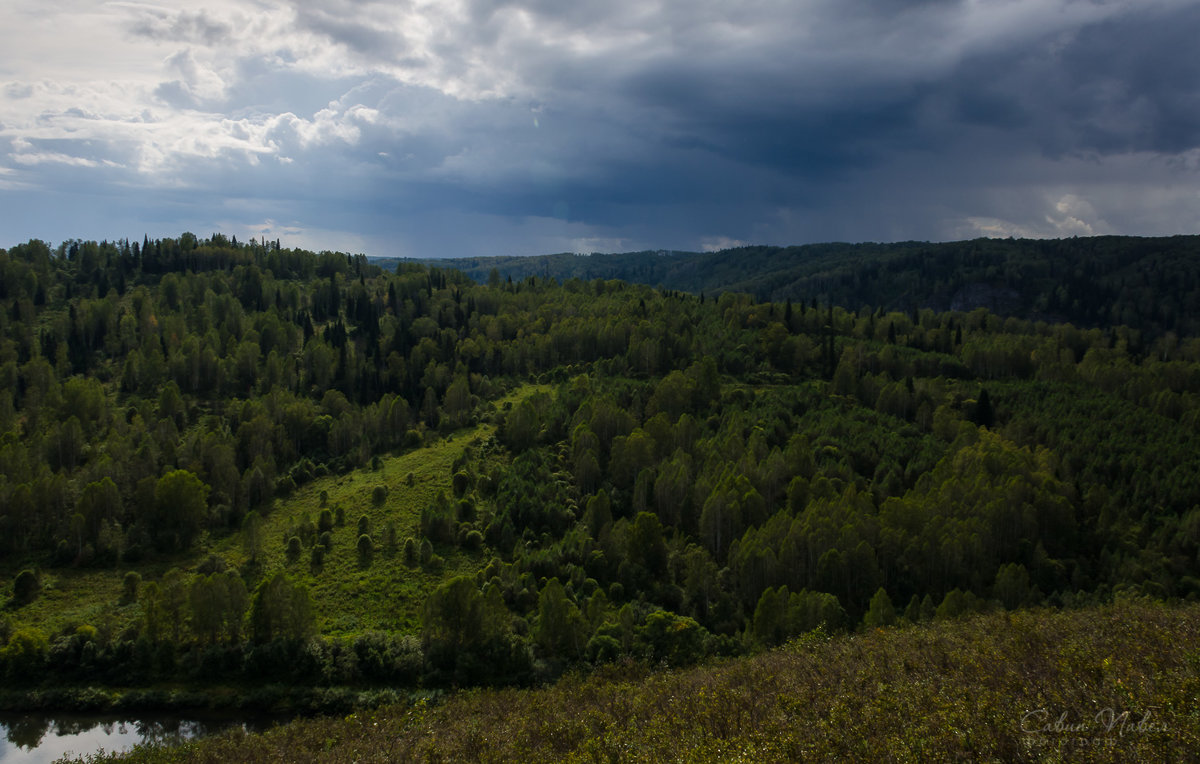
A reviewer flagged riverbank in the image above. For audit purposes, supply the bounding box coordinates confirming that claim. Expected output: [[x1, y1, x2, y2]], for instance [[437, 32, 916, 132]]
[[0, 684, 438, 718]]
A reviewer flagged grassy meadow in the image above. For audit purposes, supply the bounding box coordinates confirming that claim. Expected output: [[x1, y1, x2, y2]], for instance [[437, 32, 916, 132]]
[[2, 386, 546, 642]]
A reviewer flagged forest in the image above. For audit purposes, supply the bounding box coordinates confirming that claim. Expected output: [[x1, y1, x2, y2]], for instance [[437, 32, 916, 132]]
[[398, 234, 1200, 340], [1, 231, 1199, 703]]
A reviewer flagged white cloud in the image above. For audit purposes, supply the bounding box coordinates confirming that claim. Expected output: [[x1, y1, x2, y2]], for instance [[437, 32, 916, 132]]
[[700, 236, 748, 252], [10, 152, 118, 168]]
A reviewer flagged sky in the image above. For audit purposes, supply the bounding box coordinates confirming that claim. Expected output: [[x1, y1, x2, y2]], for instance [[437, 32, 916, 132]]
[[2, 0, 1199, 258]]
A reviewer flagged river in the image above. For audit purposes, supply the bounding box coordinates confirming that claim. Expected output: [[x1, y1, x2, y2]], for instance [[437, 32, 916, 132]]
[[0, 713, 274, 763]]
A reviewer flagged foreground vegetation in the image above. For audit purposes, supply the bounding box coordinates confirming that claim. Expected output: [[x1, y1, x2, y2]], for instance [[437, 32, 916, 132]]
[[74, 598, 1200, 763]]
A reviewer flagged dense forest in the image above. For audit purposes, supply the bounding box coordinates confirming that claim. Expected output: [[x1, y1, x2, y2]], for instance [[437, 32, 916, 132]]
[[396, 235, 1200, 340], [1, 232, 1199, 698]]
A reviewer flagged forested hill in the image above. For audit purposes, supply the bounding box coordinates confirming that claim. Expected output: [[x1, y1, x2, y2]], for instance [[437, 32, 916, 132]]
[[382, 234, 1200, 340], [2, 231, 1200, 703]]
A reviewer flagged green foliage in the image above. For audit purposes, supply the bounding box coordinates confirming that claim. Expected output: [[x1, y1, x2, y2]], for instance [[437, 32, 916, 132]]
[[190, 571, 248, 645], [151, 470, 209, 552], [285, 536, 302, 563], [80, 600, 1200, 764], [122, 571, 141, 604], [3, 231, 1200, 708], [862, 587, 897, 629], [12, 569, 39, 604], [317, 508, 334, 533], [635, 610, 709, 666], [357, 534, 374, 566], [1, 627, 49, 682], [422, 575, 523, 683], [249, 571, 315, 644], [533, 578, 588, 662]]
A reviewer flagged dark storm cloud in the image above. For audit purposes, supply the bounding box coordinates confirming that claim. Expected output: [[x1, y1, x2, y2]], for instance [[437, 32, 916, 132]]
[[592, 1, 1200, 173], [292, 4, 412, 66], [4, 0, 1200, 255]]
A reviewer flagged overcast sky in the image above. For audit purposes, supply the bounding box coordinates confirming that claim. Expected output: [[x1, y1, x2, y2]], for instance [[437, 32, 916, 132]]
[[2, 0, 1199, 257]]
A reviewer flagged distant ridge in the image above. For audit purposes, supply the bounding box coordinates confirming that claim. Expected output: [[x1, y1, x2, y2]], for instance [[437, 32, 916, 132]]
[[375, 234, 1200, 339]]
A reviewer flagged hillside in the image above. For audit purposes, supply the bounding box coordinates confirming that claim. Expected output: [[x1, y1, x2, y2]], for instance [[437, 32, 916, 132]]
[[77, 598, 1200, 763], [383, 234, 1200, 341], [1, 231, 1199, 716]]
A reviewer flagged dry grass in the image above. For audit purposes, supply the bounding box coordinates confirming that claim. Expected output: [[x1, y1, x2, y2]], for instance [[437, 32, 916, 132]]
[[86, 597, 1200, 763]]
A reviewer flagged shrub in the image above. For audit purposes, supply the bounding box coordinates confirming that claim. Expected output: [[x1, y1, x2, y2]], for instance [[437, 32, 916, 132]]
[[461, 529, 484, 552], [122, 571, 141, 603], [358, 515, 371, 536], [318, 508, 334, 533], [335, 505, 346, 527], [403, 538, 417, 566], [311, 546, 325, 569], [357, 534, 374, 565], [371, 485, 388, 506], [197, 553, 228, 575], [12, 569, 39, 604], [452, 471, 471, 497], [276, 475, 297, 497], [285, 536, 303, 563], [1, 627, 49, 681]]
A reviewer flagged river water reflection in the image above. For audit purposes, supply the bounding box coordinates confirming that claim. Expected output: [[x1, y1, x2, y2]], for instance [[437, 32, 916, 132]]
[[0, 713, 270, 763]]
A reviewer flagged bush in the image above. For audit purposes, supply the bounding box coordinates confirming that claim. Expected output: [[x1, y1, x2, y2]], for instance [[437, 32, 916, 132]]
[[311, 546, 325, 569], [318, 508, 334, 533], [371, 485, 388, 506], [384, 522, 398, 555], [122, 571, 141, 603], [12, 569, 39, 604], [335, 505, 346, 527], [357, 534, 374, 565], [285, 536, 303, 563], [403, 538, 417, 566], [1, 627, 49, 682], [197, 553, 228, 575], [358, 515, 371, 536], [461, 529, 484, 552], [452, 471, 471, 497]]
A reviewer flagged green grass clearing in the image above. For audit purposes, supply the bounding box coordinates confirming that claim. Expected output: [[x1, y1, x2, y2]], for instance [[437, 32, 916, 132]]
[[2, 385, 548, 640]]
